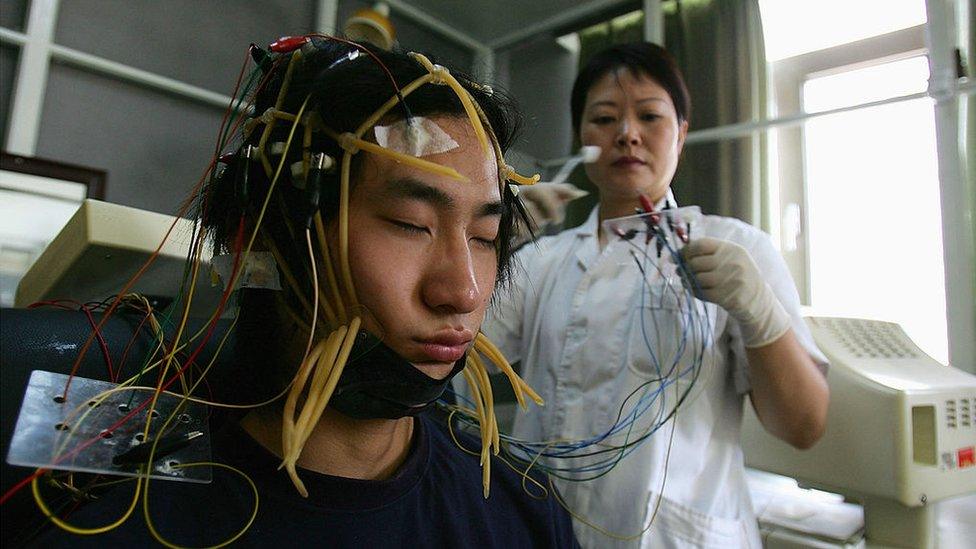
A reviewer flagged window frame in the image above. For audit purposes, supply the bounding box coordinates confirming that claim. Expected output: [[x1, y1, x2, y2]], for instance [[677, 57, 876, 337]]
[[768, 25, 927, 303]]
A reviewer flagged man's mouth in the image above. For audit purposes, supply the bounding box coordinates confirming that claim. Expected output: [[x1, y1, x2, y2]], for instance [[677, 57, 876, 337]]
[[414, 331, 473, 362]]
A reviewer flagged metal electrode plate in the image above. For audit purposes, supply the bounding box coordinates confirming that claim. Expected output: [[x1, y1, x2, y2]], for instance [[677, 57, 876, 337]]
[[6, 370, 212, 483]]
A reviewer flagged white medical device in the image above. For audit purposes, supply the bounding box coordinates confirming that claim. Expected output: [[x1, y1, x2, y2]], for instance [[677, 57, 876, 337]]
[[741, 317, 976, 548], [14, 199, 221, 316]]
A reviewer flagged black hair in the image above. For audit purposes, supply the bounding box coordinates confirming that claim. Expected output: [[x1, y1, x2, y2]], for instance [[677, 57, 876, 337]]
[[197, 39, 528, 405], [204, 39, 525, 280], [570, 42, 691, 132]]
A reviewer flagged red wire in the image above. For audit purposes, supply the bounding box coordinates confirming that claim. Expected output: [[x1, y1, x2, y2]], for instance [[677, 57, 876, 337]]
[[4, 38, 350, 506], [55, 53, 261, 401], [28, 300, 115, 381], [3, 55, 262, 507], [115, 307, 153, 384], [0, 220, 247, 506], [307, 34, 407, 111]]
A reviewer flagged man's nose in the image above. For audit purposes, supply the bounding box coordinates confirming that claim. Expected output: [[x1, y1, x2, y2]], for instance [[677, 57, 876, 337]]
[[421, 239, 483, 315]]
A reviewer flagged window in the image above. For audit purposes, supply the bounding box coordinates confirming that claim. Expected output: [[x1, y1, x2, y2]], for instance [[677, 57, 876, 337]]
[[803, 56, 947, 363], [759, 0, 927, 62], [760, 0, 949, 363]]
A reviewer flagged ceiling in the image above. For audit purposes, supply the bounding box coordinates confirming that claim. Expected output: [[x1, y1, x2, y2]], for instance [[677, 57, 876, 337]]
[[389, 0, 640, 50]]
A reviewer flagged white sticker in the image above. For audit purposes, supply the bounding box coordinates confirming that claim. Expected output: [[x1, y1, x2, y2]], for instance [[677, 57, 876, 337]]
[[211, 252, 282, 290], [374, 117, 459, 157]]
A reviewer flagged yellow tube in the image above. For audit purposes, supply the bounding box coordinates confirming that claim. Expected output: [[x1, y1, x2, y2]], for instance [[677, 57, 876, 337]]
[[469, 353, 496, 456], [409, 52, 490, 155], [338, 153, 358, 308], [275, 51, 302, 111], [313, 213, 347, 325], [292, 334, 343, 447], [281, 336, 332, 463], [328, 129, 467, 181], [296, 316, 361, 451], [475, 333, 544, 407], [354, 73, 436, 138]]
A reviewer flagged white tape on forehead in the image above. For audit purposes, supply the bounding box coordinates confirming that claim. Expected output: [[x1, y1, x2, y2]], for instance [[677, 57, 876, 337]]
[[374, 117, 459, 158]]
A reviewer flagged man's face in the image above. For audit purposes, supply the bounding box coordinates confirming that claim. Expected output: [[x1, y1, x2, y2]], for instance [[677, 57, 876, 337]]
[[346, 116, 501, 380]]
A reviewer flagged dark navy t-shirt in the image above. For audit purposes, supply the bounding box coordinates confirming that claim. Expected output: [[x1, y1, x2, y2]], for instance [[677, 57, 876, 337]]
[[29, 413, 578, 548]]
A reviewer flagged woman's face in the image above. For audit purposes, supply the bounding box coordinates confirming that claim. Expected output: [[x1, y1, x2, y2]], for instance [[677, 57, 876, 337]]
[[346, 116, 501, 380], [579, 69, 688, 205]]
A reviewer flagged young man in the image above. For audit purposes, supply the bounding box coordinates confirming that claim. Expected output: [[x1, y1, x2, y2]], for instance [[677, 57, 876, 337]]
[[25, 37, 577, 548]]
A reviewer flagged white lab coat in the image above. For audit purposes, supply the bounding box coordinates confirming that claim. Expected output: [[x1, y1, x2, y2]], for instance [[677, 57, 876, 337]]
[[483, 203, 828, 548]]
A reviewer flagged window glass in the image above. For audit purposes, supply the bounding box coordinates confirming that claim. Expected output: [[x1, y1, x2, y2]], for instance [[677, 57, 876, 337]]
[[803, 55, 929, 111], [0, 0, 28, 31], [803, 56, 947, 363], [0, 44, 18, 147], [759, 0, 927, 61]]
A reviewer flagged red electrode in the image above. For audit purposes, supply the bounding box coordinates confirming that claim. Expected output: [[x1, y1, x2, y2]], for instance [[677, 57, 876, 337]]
[[269, 36, 310, 53]]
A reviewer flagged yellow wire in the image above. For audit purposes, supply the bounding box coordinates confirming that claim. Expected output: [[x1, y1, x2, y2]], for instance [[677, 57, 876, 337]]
[[143, 333, 262, 547], [313, 212, 347, 325], [143, 461, 259, 549], [326, 128, 467, 181], [281, 335, 335, 473], [354, 72, 436, 137], [32, 472, 141, 535], [408, 52, 490, 155], [444, 408, 549, 498]]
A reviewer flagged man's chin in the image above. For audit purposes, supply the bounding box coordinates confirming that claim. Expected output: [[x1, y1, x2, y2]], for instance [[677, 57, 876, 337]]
[[411, 362, 456, 380]]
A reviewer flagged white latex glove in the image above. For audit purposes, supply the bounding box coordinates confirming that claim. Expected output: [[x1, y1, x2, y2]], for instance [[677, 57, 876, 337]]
[[515, 182, 589, 242], [680, 237, 790, 348]]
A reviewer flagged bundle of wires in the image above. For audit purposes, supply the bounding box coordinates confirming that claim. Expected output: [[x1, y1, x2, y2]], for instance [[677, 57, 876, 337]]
[[238, 44, 544, 497], [441, 212, 712, 485], [3, 35, 547, 547]]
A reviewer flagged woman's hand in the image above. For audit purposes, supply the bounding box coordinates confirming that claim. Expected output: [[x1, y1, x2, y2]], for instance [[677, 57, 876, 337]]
[[514, 183, 589, 244], [680, 236, 828, 449], [680, 237, 790, 348]]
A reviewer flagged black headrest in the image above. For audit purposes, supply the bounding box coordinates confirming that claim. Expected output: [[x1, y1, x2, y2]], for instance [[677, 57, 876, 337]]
[[0, 307, 236, 545]]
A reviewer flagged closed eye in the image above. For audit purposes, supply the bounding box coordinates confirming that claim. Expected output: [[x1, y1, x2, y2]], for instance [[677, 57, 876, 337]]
[[471, 234, 498, 249], [389, 219, 430, 235], [591, 115, 616, 125], [640, 113, 661, 122]]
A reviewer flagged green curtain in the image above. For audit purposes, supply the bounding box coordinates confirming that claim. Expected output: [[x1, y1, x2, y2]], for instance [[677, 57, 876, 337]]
[[564, 0, 768, 228]]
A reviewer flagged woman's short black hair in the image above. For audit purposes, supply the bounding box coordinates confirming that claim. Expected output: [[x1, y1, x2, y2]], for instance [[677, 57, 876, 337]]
[[202, 39, 526, 289], [570, 41, 691, 132]]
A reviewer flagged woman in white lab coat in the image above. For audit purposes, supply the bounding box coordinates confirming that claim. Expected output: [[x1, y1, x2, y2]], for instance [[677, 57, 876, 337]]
[[484, 42, 830, 548]]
